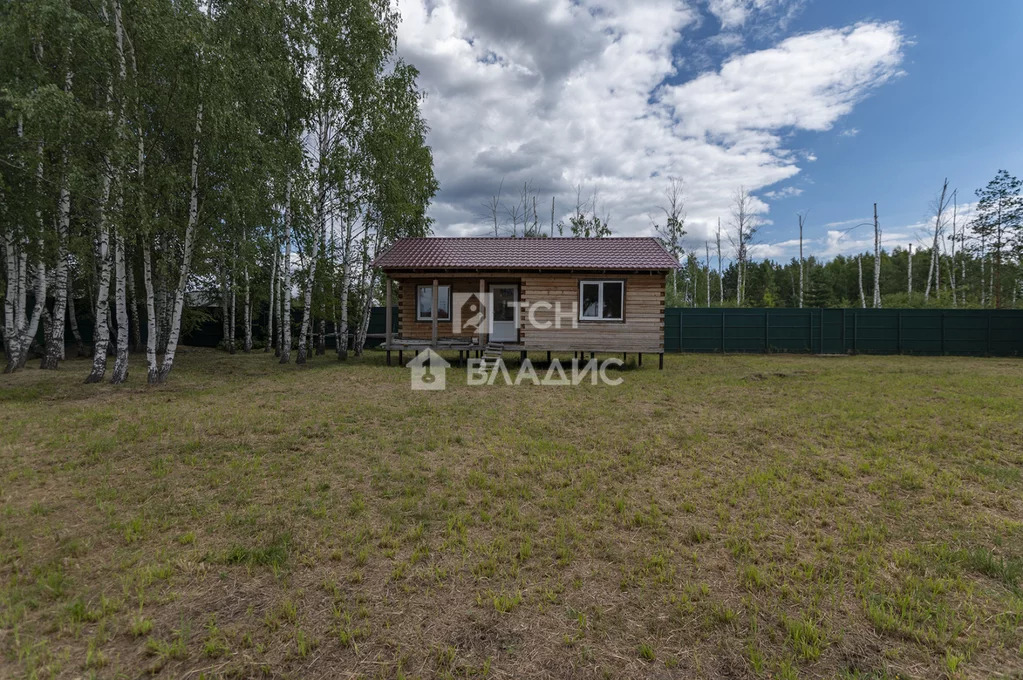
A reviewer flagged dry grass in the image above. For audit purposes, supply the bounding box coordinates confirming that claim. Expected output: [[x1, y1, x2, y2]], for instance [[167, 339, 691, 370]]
[[1, 348, 1022, 679]]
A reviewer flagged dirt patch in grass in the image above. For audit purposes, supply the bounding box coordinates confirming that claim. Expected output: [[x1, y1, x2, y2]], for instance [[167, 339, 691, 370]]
[[1, 349, 1022, 678]]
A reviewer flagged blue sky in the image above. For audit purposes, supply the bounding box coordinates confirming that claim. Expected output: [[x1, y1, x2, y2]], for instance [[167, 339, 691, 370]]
[[760, 0, 1023, 249], [396, 0, 1023, 260]]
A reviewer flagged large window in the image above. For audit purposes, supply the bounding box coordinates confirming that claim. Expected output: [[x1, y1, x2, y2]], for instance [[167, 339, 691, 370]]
[[416, 285, 451, 321], [579, 280, 624, 321]]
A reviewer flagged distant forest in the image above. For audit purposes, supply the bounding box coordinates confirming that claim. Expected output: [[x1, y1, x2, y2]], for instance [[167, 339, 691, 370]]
[[670, 247, 1022, 310], [658, 171, 1023, 310]]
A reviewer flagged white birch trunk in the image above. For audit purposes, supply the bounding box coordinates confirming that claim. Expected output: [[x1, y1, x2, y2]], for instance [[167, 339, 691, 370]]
[[907, 244, 913, 297], [337, 212, 354, 359], [858, 255, 866, 308], [157, 101, 202, 383], [267, 229, 276, 354], [872, 203, 881, 309], [704, 241, 710, 308], [243, 264, 252, 352], [110, 227, 130, 383], [279, 178, 293, 364], [716, 218, 723, 304], [110, 1, 130, 384], [43, 67, 74, 370], [141, 237, 159, 383], [67, 279, 86, 358]]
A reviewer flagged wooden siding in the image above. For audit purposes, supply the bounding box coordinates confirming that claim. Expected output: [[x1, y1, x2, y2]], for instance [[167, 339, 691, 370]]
[[520, 273, 664, 351], [396, 276, 517, 341], [390, 271, 666, 351]]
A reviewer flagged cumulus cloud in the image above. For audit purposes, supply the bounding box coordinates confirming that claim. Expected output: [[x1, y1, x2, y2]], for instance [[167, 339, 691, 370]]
[[396, 1, 905, 244]]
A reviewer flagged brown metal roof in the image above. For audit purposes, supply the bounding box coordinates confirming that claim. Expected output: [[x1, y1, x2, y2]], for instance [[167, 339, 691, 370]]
[[373, 237, 678, 271]]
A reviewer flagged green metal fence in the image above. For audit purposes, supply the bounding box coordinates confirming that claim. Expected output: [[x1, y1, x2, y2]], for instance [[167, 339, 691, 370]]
[[664, 308, 1023, 356]]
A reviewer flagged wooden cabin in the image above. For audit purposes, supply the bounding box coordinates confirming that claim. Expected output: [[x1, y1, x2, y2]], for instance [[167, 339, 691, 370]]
[[373, 237, 678, 368]]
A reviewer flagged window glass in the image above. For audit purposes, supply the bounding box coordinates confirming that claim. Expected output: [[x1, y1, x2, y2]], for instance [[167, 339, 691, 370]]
[[417, 285, 450, 320], [603, 282, 623, 319], [581, 283, 600, 319], [417, 286, 432, 320], [492, 286, 515, 321]]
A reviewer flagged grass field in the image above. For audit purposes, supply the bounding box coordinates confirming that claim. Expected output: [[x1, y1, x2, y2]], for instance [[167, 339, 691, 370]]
[[1, 349, 1022, 679]]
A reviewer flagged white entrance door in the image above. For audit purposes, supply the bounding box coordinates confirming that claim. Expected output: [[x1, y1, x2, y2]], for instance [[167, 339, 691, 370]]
[[489, 284, 519, 342]]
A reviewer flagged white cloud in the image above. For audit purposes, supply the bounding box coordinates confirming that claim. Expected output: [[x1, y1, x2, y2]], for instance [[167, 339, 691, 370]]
[[763, 186, 803, 199], [396, 2, 904, 243], [706, 0, 799, 30]]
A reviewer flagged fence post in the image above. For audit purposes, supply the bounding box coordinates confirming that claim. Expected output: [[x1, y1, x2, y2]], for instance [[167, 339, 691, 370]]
[[679, 309, 684, 353], [819, 309, 824, 354], [842, 308, 846, 353], [807, 311, 813, 353], [986, 311, 991, 356], [721, 310, 726, 354], [897, 310, 902, 354], [940, 312, 945, 355], [764, 311, 769, 353]]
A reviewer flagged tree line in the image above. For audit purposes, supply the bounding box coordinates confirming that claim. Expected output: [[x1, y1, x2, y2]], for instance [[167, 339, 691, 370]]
[[1, 0, 437, 378], [655, 172, 1023, 310]]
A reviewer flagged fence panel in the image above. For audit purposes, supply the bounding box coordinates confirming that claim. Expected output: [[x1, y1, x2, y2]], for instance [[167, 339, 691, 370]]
[[666, 307, 1023, 356]]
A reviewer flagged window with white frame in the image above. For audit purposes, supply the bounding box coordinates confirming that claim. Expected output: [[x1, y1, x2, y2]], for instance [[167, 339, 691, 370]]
[[416, 285, 451, 321], [579, 280, 624, 321]]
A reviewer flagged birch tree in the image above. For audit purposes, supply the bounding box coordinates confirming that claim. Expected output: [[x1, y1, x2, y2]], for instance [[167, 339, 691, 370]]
[[924, 179, 951, 304], [653, 177, 686, 301], [728, 187, 759, 306]]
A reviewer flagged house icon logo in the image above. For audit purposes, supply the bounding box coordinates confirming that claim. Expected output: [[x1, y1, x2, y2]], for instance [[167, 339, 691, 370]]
[[407, 349, 451, 391], [451, 292, 489, 336]]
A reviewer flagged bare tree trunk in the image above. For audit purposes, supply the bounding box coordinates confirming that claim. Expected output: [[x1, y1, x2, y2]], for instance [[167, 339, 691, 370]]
[[298, 115, 328, 365], [41, 67, 75, 370], [907, 243, 913, 298], [924, 180, 949, 304], [872, 202, 881, 309], [704, 241, 711, 308], [798, 214, 805, 309], [354, 270, 378, 356], [141, 237, 158, 383], [948, 193, 957, 308], [110, 226, 130, 383], [243, 264, 252, 352], [716, 218, 723, 304], [979, 235, 986, 307], [128, 257, 142, 352], [157, 100, 203, 383], [858, 255, 866, 308], [337, 212, 354, 360], [296, 223, 320, 364], [266, 232, 276, 354], [85, 174, 113, 383], [220, 272, 230, 352], [279, 178, 293, 364], [229, 271, 236, 354], [67, 281, 85, 358]]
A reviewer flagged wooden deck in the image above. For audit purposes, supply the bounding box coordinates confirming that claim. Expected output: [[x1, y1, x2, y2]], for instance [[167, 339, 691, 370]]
[[384, 339, 664, 369]]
